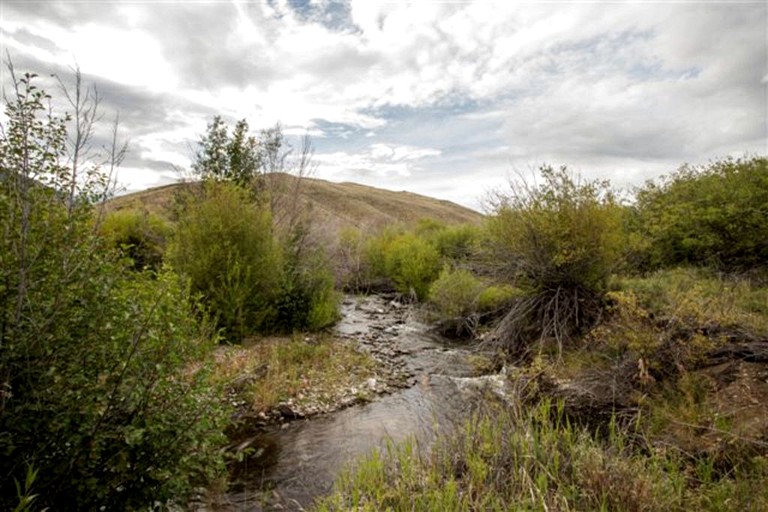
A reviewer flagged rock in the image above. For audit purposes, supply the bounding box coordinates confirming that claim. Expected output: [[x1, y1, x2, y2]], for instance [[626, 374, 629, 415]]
[[366, 378, 377, 390]]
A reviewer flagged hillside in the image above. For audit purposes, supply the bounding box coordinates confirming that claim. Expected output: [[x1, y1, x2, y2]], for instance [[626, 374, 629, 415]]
[[107, 173, 482, 234]]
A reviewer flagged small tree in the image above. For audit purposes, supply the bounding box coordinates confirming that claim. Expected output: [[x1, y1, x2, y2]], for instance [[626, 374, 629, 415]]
[[485, 166, 624, 353], [0, 68, 228, 509], [182, 117, 337, 336], [192, 116, 262, 186]]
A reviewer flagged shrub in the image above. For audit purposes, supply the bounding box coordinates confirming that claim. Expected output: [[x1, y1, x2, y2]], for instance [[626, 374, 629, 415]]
[[0, 70, 228, 509], [485, 165, 624, 351], [169, 181, 283, 341], [384, 232, 442, 301], [276, 238, 339, 332], [427, 223, 480, 262], [99, 209, 170, 271], [363, 226, 402, 288], [428, 267, 486, 335], [477, 284, 520, 313], [635, 156, 768, 271]]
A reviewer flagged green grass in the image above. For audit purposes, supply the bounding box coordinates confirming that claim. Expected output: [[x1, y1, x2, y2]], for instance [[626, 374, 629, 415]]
[[317, 267, 768, 512], [615, 267, 768, 337], [316, 398, 768, 512]]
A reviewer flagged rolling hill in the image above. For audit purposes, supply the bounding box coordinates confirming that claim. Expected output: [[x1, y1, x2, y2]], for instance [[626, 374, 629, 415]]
[[106, 173, 483, 235]]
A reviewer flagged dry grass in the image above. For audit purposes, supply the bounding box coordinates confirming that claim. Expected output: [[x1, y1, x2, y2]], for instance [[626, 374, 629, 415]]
[[211, 333, 380, 414], [106, 174, 482, 238]]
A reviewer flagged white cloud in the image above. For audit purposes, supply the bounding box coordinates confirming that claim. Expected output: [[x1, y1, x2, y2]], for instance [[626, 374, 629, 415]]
[[315, 142, 442, 182], [1, 0, 763, 206]]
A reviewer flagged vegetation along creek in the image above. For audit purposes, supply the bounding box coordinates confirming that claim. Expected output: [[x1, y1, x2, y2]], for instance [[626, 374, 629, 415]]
[[2, 66, 767, 512], [215, 294, 499, 510]]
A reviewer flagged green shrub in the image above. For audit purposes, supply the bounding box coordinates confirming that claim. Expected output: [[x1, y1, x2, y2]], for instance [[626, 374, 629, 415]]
[[384, 232, 442, 301], [363, 226, 402, 287], [635, 156, 768, 271], [428, 267, 485, 335], [485, 165, 624, 350], [276, 240, 339, 331], [169, 181, 283, 341], [428, 223, 480, 262], [429, 267, 485, 318], [99, 209, 170, 271], [0, 71, 228, 509], [477, 284, 520, 313]]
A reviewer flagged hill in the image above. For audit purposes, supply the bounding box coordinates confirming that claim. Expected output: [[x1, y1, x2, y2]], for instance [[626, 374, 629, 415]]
[[106, 173, 483, 234]]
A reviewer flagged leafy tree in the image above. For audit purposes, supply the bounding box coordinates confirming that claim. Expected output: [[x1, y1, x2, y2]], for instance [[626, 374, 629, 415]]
[[180, 117, 338, 338], [0, 69, 228, 509], [635, 156, 768, 271], [192, 116, 262, 186]]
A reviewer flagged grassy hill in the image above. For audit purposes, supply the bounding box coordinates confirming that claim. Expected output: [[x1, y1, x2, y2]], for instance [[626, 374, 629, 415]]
[[107, 173, 482, 234]]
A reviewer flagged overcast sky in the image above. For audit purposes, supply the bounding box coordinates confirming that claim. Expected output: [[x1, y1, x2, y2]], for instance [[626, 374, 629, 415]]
[[1, 0, 765, 210]]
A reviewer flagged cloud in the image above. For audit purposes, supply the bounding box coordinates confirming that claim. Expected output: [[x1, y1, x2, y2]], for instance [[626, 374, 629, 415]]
[[0, 0, 763, 207]]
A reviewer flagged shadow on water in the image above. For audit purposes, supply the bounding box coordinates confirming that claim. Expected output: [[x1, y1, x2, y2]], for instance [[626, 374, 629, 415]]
[[212, 295, 491, 511]]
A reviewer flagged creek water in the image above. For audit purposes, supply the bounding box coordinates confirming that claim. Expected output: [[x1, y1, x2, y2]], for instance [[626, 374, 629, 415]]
[[213, 295, 498, 511]]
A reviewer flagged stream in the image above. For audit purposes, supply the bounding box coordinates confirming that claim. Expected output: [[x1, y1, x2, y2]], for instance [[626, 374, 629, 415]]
[[210, 294, 503, 511]]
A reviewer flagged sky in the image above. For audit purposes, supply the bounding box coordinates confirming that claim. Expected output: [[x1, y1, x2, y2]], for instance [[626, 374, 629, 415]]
[[0, 0, 765, 211]]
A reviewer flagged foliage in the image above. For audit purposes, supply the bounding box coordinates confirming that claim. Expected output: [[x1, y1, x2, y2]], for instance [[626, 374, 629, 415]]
[[427, 267, 485, 336], [192, 116, 262, 187], [99, 209, 170, 271], [634, 156, 768, 271], [383, 232, 442, 301], [275, 227, 339, 331], [429, 267, 485, 320], [169, 181, 282, 340], [0, 70, 228, 509], [179, 115, 338, 337], [477, 284, 520, 313], [485, 165, 625, 351], [421, 222, 479, 262]]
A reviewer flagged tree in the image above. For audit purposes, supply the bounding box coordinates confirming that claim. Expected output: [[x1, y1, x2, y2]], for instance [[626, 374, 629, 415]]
[[192, 116, 268, 187], [179, 117, 337, 337], [0, 67, 227, 509]]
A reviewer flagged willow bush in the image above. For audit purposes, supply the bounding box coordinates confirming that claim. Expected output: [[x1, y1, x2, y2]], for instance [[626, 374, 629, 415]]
[[169, 181, 283, 341], [634, 156, 768, 272], [484, 166, 625, 352]]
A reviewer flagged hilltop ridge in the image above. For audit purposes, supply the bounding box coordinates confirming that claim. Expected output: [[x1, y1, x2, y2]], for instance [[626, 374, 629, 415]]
[[107, 173, 483, 233]]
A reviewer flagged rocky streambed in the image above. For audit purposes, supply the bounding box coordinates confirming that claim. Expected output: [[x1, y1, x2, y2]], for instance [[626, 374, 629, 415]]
[[206, 294, 502, 511]]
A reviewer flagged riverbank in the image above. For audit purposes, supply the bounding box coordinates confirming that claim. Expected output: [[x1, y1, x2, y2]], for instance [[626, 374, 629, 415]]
[[318, 269, 768, 511], [200, 293, 493, 510], [214, 295, 431, 432]]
